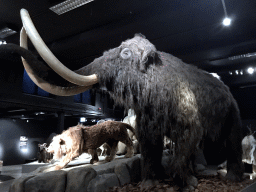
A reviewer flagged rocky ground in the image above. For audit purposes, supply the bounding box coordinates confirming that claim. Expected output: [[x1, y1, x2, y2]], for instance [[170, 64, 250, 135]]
[[108, 176, 255, 192], [108, 171, 256, 192]]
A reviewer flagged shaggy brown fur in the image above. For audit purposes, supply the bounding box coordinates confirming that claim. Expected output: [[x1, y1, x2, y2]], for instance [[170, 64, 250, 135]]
[[47, 121, 135, 170]]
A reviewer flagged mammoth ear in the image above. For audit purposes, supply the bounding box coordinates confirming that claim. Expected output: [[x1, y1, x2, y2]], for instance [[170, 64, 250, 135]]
[[139, 51, 162, 73], [120, 48, 132, 59]]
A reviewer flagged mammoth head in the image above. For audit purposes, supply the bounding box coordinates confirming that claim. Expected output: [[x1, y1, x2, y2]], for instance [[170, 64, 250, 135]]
[[119, 34, 158, 72], [19, 9, 161, 97]]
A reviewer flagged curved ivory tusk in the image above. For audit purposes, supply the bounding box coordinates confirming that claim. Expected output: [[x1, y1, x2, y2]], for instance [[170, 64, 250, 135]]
[[20, 27, 92, 96], [20, 8, 98, 86]]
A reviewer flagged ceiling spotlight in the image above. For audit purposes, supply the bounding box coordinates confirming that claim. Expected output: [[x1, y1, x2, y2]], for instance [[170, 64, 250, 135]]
[[229, 71, 233, 75], [222, 17, 231, 26], [221, 0, 231, 26], [240, 70, 243, 75], [235, 70, 239, 75], [247, 67, 254, 74]]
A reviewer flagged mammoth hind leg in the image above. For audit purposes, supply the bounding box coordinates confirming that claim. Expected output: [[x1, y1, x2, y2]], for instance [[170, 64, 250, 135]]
[[225, 104, 244, 181]]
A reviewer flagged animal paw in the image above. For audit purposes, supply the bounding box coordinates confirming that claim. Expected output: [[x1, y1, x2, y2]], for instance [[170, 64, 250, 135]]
[[54, 165, 63, 170], [124, 153, 133, 158], [90, 159, 99, 164], [105, 156, 114, 162], [44, 165, 60, 172]]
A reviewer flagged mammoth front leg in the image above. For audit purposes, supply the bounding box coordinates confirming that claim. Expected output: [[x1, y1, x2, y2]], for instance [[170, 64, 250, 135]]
[[137, 127, 165, 181]]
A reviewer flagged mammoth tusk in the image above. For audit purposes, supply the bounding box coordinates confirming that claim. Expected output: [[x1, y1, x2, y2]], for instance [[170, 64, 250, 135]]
[[20, 8, 98, 86], [20, 27, 92, 96]]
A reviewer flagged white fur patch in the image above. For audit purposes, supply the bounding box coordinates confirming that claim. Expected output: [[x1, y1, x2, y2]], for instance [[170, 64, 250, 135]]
[[242, 135, 256, 165]]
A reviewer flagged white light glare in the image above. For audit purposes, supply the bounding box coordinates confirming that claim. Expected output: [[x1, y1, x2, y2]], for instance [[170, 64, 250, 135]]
[[247, 67, 254, 74], [223, 17, 231, 26], [80, 117, 87, 122], [21, 148, 28, 153], [210, 73, 220, 80], [229, 71, 233, 75], [235, 70, 239, 75], [0, 41, 7, 45]]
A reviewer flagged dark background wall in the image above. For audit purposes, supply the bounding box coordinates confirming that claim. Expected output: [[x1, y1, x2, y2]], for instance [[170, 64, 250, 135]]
[[0, 58, 122, 165], [0, 118, 58, 165]]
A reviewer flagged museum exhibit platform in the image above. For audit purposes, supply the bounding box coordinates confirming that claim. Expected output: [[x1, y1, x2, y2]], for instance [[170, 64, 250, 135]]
[[9, 154, 141, 192]]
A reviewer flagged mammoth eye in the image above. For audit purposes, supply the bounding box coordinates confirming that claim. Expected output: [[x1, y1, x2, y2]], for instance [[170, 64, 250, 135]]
[[120, 48, 132, 59]]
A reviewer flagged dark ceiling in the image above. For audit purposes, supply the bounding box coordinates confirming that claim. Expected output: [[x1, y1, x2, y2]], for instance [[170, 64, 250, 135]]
[[1, 0, 256, 120]]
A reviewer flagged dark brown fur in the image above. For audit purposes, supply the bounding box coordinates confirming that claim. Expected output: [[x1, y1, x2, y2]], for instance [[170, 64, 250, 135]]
[[47, 121, 135, 170], [78, 35, 244, 185]]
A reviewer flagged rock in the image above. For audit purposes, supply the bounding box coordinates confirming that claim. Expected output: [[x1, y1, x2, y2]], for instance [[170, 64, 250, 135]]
[[217, 169, 227, 180], [24, 170, 66, 192], [65, 167, 97, 192], [186, 175, 198, 187], [126, 155, 141, 183], [35, 164, 56, 173], [0, 175, 14, 181], [93, 159, 117, 175], [115, 163, 131, 186], [199, 169, 218, 176], [218, 160, 227, 169], [9, 154, 142, 192], [195, 164, 206, 172], [194, 148, 207, 165], [166, 187, 175, 192], [183, 185, 195, 191], [9, 173, 36, 192], [87, 173, 120, 192]]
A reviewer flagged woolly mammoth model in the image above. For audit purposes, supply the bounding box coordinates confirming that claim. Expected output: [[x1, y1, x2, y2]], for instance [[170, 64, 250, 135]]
[[47, 121, 135, 170], [0, 9, 244, 187]]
